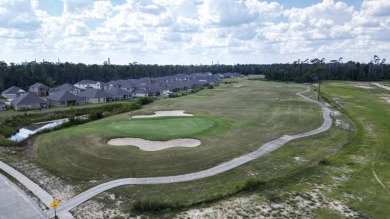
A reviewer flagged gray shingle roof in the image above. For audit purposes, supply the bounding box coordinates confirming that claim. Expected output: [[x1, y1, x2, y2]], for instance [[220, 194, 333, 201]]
[[0, 100, 5, 105], [105, 87, 132, 96], [11, 92, 47, 105], [78, 89, 112, 99], [47, 90, 83, 102], [75, 80, 98, 85], [30, 83, 49, 89], [2, 86, 26, 95]]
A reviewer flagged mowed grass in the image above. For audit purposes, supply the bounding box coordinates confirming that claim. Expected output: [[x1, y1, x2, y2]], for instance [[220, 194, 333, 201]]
[[35, 79, 323, 181], [106, 117, 216, 140]]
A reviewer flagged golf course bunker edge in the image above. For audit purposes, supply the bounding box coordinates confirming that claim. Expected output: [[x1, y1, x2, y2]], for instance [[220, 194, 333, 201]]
[[107, 138, 201, 151]]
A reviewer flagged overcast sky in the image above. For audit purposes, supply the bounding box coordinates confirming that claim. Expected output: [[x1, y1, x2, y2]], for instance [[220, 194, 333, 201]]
[[0, 0, 389, 65]]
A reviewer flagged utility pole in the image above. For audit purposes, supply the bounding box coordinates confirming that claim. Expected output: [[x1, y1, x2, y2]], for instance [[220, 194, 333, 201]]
[[318, 79, 320, 101]]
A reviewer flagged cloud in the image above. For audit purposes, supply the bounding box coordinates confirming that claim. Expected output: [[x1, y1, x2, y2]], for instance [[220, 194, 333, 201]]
[[65, 21, 89, 36], [199, 0, 259, 27], [0, 0, 41, 30], [64, 0, 113, 19], [0, 0, 389, 65]]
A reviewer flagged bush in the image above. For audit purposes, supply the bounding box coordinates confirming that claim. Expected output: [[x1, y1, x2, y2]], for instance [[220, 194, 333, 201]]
[[137, 97, 154, 105], [133, 198, 178, 212], [241, 178, 267, 191], [319, 158, 332, 166], [208, 85, 214, 89]]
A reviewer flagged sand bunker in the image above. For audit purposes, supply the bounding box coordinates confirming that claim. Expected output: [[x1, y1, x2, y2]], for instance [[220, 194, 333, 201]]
[[132, 110, 193, 118], [107, 138, 201, 151], [233, 84, 243, 88]]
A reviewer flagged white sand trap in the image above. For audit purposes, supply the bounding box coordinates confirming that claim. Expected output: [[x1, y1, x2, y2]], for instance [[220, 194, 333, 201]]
[[107, 138, 201, 151], [132, 110, 193, 118]]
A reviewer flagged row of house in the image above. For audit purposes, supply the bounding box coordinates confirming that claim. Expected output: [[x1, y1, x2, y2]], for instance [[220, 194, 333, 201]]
[[1, 72, 242, 111]]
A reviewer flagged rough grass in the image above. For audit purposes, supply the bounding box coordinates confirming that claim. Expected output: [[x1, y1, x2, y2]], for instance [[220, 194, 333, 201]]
[[35, 79, 322, 181], [317, 81, 390, 218]]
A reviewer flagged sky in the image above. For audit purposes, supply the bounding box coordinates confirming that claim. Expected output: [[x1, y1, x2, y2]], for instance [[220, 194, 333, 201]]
[[0, 0, 389, 65]]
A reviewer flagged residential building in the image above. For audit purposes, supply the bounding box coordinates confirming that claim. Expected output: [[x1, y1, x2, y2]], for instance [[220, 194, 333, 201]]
[[10, 92, 48, 111], [0, 100, 6, 110], [46, 90, 85, 107], [105, 87, 132, 101], [1, 86, 26, 100], [29, 83, 50, 96], [78, 89, 113, 103]]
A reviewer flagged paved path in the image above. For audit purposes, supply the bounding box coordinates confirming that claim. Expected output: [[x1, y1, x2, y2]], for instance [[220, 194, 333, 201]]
[[371, 82, 390, 91], [45, 87, 332, 218], [0, 174, 47, 219], [0, 161, 74, 219]]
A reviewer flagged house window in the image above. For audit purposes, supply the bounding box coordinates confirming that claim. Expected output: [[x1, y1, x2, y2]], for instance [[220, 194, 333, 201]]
[[61, 101, 65, 105]]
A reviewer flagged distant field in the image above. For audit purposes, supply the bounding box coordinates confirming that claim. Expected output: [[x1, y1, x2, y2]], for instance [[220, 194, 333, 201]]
[[35, 78, 323, 181]]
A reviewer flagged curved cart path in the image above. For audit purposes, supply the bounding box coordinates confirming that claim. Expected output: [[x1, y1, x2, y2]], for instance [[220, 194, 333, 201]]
[[46, 87, 332, 218]]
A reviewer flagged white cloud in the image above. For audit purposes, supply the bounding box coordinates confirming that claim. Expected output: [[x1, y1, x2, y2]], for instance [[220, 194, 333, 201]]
[[0, 0, 41, 30], [199, 0, 259, 27], [65, 21, 89, 36]]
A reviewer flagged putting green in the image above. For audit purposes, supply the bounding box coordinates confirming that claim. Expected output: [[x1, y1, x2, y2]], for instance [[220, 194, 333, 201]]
[[106, 117, 216, 140]]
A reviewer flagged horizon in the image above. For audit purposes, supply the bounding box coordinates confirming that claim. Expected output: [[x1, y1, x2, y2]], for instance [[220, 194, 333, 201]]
[[1, 0, 389, 65]]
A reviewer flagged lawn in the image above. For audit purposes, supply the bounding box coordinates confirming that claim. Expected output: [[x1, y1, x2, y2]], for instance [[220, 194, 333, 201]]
[[106, 117, 218, 140], [35, 78, 323, 181]]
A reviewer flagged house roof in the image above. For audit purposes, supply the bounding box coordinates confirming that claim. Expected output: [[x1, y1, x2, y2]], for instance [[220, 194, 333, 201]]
[[78, 89, 112, 99], [133, 87, 148, 94], [105, 87, 132, 96], [2, 86, 26, 95], [11, 92, 47, 105], [0, 100, 5, 105], [55, 83, 79, 91], [75, 79, 98, 85], [47, 90, 83, 102], [30, 83, 49, 89]]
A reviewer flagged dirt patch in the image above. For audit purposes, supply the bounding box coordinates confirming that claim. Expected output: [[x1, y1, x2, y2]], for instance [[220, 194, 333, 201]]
[[381, 97, 390, 105], [71, 193, 130, 219], [335, 119, 351, 130], [132, 110, 193, 118], [107, 138, 201, 151], [177, 188, 362, 218], [354, 85, 373, 89], [331, 110, 341, 116], [233, 84, 243, 88]]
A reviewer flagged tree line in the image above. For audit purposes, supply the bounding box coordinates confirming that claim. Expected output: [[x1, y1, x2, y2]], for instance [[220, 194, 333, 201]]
[[263, 56, 389, 82], [0, 56, 388, 91]]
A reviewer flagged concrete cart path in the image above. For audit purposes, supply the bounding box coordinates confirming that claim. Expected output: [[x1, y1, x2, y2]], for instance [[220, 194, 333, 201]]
[[0, 161, 74, 219], [0, 173, 47, 219], [46, 87, 332, 218]]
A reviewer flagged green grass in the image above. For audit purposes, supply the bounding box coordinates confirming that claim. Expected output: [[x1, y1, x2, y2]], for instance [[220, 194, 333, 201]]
[[106, 117, 217, 140], [317, 81, 390, 218], [35, 79, 323, 181]]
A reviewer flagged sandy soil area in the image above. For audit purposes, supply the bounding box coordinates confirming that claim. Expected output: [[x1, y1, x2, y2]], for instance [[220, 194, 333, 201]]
[[107, 138, 201, 151], [382, 97, 390, 105], [132, 110, 193, 118], [233, 84, 243, 87], [354, 85, 373, 89]]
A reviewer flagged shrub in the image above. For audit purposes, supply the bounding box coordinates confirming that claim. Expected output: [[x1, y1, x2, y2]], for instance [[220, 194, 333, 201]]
[[319, 158, 332, 166], [241, 178, 267, 191], [137, 97, 154, 105]]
